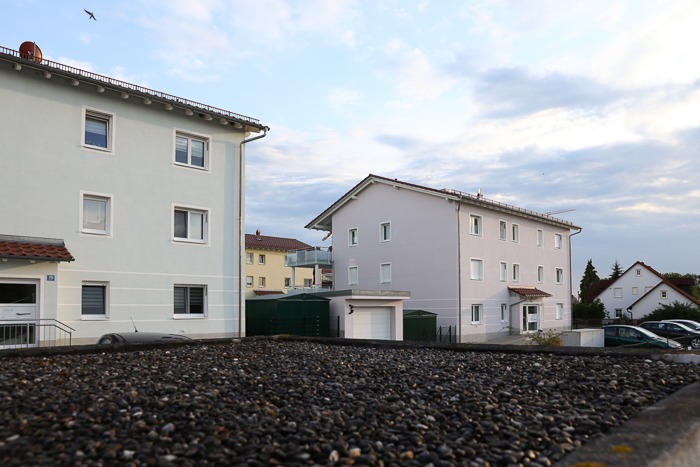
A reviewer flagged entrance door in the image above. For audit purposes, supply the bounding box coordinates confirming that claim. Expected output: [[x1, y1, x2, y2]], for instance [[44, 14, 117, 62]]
[[0, 281, 39, 347], [522, 305, 539, 332]]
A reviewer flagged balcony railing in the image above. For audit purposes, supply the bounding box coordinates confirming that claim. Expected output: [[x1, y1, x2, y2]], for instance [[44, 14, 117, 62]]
[[285, 247, 333, 268]]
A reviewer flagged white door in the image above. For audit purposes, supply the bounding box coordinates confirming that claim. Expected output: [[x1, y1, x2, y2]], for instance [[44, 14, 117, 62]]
[[0, 280, 39, 347], [353, 307, 393, 340], [522, 305, 539, 332]]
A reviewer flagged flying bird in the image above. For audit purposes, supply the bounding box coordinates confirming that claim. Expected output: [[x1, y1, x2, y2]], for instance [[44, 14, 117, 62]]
[[84, 9, 96, 21]]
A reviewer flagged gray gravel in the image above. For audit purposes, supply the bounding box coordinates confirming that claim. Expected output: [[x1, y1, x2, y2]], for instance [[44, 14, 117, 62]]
[[1, 339, 699, 466]]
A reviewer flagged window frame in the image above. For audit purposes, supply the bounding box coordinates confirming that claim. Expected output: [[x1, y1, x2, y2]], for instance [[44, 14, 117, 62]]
[[512, 263, 520, 283], [246, 253, 253, 264], [246, 276, 253, 288], [499, 261, 508, 282], [380, 262, 392, 284], [380, 222, 391, 242], [348, 266, 359, 286], [81, 282, 108, 320], [303, 278, 312, 288], [80, 191, 113, 236], [613, 287, 623, 298], [173, 285, 207, 317], [470, 214, 482, 236], [555, 268, 564, 284], [471, 304, 482, 324], [83, 108, 114, 152], [499, 221, 507, 241], [470, 258, 484, 281], [172, 204, 209, 244], [512, 224, 520, 243], [258, 254, 266, 265], [537, 266, 544, 284], [556, 303, 563, 320], [536, 229, 543, 247], [500, 303, 508, 323], [554, 233, 563, 250], [661, 290, 668, 299], [174, 130, 210, 170], [258, 277, 266, 288], [284, 277, 291, 288], [348, 228, 358, 247]]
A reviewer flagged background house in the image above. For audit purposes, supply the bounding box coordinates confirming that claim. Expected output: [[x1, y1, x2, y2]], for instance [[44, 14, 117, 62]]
[[591, 261, 700, 319], [306, 174, 581, 343], [244, 232, 314, 298], [0, 42, 267, 347]]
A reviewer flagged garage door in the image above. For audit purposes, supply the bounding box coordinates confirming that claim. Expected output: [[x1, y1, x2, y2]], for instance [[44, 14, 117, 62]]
[[353, 307, 392, 340]]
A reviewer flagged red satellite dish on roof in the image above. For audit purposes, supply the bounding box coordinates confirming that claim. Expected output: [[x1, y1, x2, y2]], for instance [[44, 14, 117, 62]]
[[19, 41, 42, 63]]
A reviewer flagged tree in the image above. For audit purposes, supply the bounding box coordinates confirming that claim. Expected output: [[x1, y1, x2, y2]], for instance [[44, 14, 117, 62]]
[[572, 299, 606, 321], [643, 301, 700, 321], [610, 260, 623, 280], [579, 259, 600, 303]]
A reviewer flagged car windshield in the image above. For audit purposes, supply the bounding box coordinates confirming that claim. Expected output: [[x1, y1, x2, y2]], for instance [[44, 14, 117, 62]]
[[635, 327, 666, 339], [672, 321, 700, 330]]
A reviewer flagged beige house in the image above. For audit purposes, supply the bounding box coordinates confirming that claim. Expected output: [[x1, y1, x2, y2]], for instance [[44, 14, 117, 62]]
[[244, 233, 314, 298]]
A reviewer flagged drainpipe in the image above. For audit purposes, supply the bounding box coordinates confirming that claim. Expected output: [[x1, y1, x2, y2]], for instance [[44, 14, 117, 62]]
[[456, 193, 462, 343], [238, 126, 269, 337], [568, 227, 583, 328]]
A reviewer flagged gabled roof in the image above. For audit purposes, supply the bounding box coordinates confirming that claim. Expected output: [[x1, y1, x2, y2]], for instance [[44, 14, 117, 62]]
[[508, 286, 553, 298], [305, 174, 580, 232], [0, 44, 267, 133], [0, 235, 74, 262], [627, 277, 700, 310], [245, 234, 311, 252]]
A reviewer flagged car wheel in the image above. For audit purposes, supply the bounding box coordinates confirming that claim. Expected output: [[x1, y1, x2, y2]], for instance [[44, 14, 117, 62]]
[[691, 338, 700, 350]]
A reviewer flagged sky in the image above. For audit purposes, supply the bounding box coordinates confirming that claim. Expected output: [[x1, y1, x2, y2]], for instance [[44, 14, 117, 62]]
[[4, 0, 700, 283]]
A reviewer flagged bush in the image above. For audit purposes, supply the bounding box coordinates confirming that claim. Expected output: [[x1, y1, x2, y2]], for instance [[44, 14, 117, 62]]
[[529, 329, 562, 346], [643, 301, 700, 321], [572, 299, 606, 320]]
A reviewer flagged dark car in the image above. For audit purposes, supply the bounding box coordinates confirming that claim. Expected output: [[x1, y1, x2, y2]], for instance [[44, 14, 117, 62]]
[[639, 321, 700, 349], [603, 324, 683, 349], [663, 319, 700, 331], [97, 332, 192, 345]]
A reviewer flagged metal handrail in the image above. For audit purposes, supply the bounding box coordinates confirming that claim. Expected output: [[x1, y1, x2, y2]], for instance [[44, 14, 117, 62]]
[[0, 318, 75, 348], [0, 45, 261, 125]]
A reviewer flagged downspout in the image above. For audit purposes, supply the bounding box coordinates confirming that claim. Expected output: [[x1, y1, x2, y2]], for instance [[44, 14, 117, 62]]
[[238, 126, 269, 337], [568, 227, 583, 328], [456, 194, 462, 343]]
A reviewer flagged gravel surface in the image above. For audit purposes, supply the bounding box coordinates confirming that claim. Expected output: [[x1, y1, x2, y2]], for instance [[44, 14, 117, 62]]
[[1, 339, 699, 466]]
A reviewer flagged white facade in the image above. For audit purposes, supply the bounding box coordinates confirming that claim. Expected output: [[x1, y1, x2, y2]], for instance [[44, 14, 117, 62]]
[[306, 175, 580, 342], [0, 45, 267, 345], [593, 261, 699, 319]]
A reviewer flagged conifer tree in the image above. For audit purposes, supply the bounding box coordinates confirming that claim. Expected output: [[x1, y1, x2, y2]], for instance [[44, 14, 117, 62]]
[[610, 260, 623, 280], [579, 259, 600, 303]]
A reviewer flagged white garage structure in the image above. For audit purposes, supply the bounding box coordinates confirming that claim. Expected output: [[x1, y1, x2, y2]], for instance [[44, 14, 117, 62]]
[[316, 289, 410, 340]]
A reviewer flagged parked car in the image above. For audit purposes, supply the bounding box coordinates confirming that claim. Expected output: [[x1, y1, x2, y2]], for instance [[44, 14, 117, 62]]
[[97, 332, 192, 345], [639, 321, 700, 349], [603, 325, 682, 349], [663, 319, 700, 331]]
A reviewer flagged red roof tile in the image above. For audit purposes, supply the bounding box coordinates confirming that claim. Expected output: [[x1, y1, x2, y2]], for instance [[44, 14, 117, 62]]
[[245, 234, 311, 251], [508, 286, 552, 298], [0, 238, 74, 262]]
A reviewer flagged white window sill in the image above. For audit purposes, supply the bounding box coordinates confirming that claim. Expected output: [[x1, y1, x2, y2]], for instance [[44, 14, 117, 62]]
[[173, 314, 206, 319], [81, 315, 108, 321], [172, 238, 209, 245]]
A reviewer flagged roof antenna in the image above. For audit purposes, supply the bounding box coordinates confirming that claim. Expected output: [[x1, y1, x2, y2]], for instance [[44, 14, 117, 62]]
[[131, 317, 138, 332]]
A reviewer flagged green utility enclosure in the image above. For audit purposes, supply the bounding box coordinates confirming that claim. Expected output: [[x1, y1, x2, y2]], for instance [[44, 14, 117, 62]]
[[403, 309, 437, 342], [245, 293, 331, 337]]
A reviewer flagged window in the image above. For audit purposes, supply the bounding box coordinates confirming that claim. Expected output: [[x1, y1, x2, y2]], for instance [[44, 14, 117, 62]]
[[555, 268, 563, 284], [258, 254, 266, 265], [632, 287, 639, 295], [499, 221, 507, 241], [661, 290, 668, 299], [470, 215, 482, 236], [303, 278, 312, 288], [554, 234, 562, 250], [380, 263, 392, 284], [246, 253, 253, 264], [512, 224, 519, 242], [470, 259, 483, 281], [175, 132, 208, 169], [501, 303, 508, 323], [84, 109, 113, 151], [258, 277, 266, 288], [556, 303, 563, 320], [81, 192, 112, 235], [380, 222, 391, 242], [512, 263, 520, 282], [173, 206, 208, 243], [499, 262, 508, 282], [537, 266, 544, 283], [614, 287, 623, 298], [246, 276, 253, 287], [82, 283, 107, 318], [615, 308, 623, 318], [636, 268, 642, 276], [284, 278, 291, 288], [348, 228, 358, 246], [348, 266, 358, 286], [174, 285, 206, 315], [471, 304, 482, 324], [536, 229, 543, 247]]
